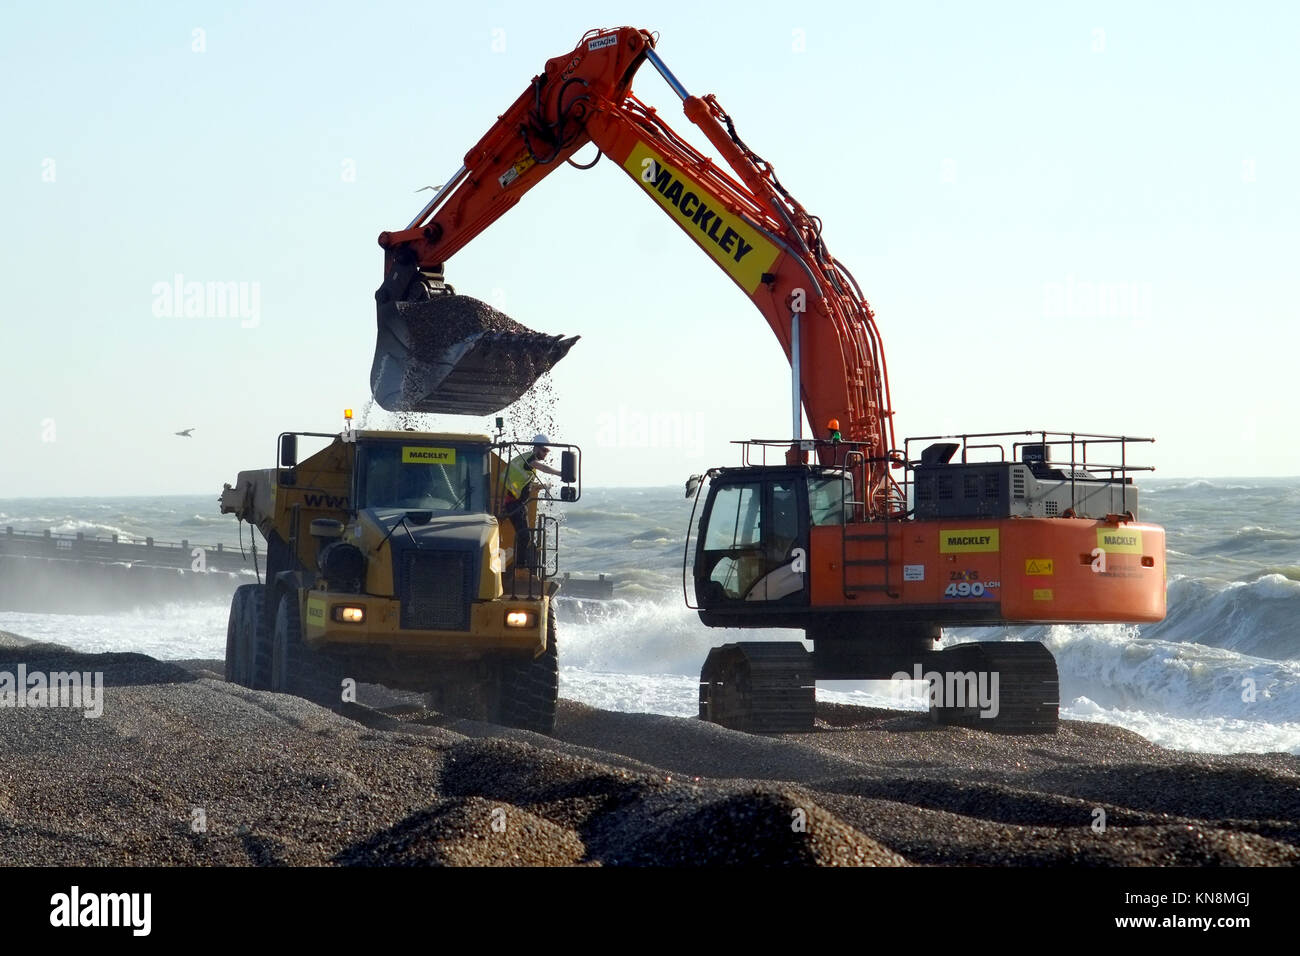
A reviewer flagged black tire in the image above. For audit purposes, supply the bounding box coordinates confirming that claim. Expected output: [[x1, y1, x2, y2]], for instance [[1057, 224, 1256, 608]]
[[270, 591, 345, 709], [244, 584, 271, 690], [495, 608, 559, 734], [224, 583, 257, 684]]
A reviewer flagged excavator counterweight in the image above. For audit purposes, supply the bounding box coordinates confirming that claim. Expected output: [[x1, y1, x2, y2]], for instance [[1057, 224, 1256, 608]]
[[370, 293, 578, 414]]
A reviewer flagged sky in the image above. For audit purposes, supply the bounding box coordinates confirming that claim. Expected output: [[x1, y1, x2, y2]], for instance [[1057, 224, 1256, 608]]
[[1, 0, 1296, 496]]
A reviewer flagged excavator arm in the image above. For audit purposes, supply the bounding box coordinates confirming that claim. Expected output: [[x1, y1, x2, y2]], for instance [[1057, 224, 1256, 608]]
[[375, 26, 898, 512]]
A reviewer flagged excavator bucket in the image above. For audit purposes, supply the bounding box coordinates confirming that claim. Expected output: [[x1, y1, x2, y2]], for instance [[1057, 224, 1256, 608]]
[[370, 294, 578, 415]]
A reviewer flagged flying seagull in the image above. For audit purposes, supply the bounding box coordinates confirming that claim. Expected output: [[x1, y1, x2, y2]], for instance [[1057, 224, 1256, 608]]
[[174, 428, 195, 437]]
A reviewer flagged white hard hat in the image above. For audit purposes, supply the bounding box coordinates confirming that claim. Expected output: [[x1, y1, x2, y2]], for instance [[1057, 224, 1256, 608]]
[[532, 433, 550, 445]]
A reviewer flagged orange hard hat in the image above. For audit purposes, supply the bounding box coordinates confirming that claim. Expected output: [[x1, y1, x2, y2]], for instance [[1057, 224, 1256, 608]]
[[827, 418, 840, 430]]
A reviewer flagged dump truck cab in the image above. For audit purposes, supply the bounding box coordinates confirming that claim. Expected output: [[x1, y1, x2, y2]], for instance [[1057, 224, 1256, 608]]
[[304, 430, 546, 656], [219, 421, 580, 734]]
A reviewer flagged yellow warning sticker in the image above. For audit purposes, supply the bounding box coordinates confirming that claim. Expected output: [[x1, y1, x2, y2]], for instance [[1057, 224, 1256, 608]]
[[1033, 588, 1054, 601], [1025, 558, 1054, 576], [498, 149, 536, 189], [940, 529, 1000, 553], [402, 446, 456, 464], [306, 598, 326, 621], [1096, 528, 1143, 554]]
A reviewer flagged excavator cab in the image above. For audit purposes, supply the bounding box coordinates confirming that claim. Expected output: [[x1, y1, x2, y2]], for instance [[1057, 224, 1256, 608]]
[[691, 466, 852, 611]]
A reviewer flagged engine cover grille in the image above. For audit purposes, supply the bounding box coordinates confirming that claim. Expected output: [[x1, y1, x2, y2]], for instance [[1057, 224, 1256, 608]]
[[399, 551, 474, 630]]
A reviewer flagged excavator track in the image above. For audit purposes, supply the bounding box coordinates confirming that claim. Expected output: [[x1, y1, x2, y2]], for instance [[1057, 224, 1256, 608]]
[[699, 642, 816, 734], [927, 641, 1059, 734]]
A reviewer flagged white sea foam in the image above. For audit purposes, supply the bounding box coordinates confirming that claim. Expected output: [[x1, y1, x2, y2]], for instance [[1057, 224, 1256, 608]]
[[48, 519, 137, 539], [557, 596, 796, 676], [0, 603, 230, 661], [559, 667, 699, 717], [1142, 574, 1300, 660], [1065, 697, 1300, 754]]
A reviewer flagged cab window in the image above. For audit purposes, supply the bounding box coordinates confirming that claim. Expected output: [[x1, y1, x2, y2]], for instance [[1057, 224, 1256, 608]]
[[808, 475, 848, 526], [703, 484, 762, 550], [698, 479, 807, 604], [357, 443, 489, 512]]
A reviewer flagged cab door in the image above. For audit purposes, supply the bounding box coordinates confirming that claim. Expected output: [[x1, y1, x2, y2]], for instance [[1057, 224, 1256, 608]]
[[694, 477, 808, 607]]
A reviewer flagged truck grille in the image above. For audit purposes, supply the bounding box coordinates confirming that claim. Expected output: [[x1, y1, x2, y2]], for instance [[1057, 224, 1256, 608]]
[[399, 551, 474, 631]]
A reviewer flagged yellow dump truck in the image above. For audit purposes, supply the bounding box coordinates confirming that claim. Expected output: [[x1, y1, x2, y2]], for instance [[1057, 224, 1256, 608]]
[[218, 421, 579, 733]]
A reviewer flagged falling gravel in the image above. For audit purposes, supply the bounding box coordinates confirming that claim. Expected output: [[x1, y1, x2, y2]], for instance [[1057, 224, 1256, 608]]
[[1, 636, 1296, 867], [381, 295, 577, 415]]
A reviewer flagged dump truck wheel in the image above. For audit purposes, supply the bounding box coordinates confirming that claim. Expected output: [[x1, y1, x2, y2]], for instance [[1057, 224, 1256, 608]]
[[224, 584, 256, 684], [271, 591, 345, 709], [244, 584, 271, 690], [496, 609, 559, 734]]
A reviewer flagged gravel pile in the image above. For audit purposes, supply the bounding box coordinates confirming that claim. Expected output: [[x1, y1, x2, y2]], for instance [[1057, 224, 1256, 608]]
[[0, 638, 1295, 867], [336, 797, 589, 867], [402, 295, 531, 360], [390, 295, 576, 414]]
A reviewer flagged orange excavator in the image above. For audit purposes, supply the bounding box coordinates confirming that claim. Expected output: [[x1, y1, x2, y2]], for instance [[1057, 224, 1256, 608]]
[[372, 26, 1166, 733]]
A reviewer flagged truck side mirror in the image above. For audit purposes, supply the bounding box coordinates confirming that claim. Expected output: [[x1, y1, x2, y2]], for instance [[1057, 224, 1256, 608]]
[[279, 434, 298, 468], [560, 450, 577, 484]]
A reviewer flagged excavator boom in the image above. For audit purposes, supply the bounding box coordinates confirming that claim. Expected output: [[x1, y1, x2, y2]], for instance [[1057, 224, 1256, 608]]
[[371, 28, 653, 417], [374, 26, 897, 510]]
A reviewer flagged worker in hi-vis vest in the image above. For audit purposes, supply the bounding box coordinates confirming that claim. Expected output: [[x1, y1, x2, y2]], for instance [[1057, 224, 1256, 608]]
[[501, 434, 563, 572], [826, 417, 843, 465]]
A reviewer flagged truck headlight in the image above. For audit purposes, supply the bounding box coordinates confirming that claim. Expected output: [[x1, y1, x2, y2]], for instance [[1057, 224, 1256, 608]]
[[333, 605, 366, 624], [505, 610, 534, 628]]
